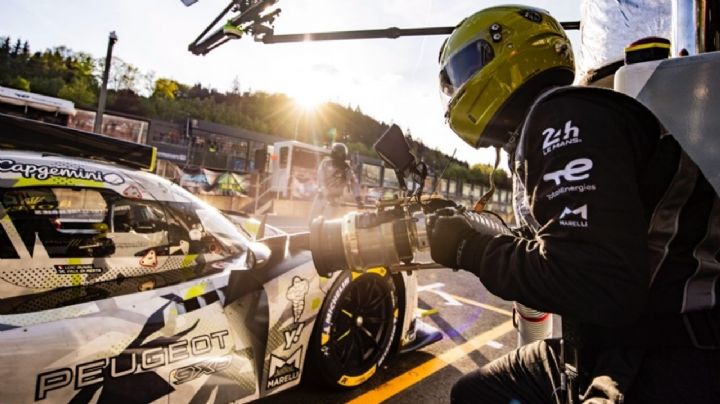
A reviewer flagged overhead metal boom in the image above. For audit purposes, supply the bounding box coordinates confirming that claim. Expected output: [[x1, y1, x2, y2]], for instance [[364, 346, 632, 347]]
[[261, 21, 580, 44], [188, 0, 580, 55], [260, 26, 455, 44]]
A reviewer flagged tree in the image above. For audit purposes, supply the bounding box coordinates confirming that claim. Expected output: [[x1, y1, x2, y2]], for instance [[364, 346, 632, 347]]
[[185, 82, 211, 99], [140, 70, 156, 97], [470, 163, 510, 186], [21, 41, 30, 59], [0, 37, 10, 54], [9, 76, 30, 91], [11, 39, 21, 56], [0, 37, 479, 176], [99, 56, 141, 93], [230, 76, 241, 95], [67, 52, 96, 78], [446, 163, 469, 180], [30, 77, 65, 97], [152, 78, 179, 99], [58, 79, 97, 106]]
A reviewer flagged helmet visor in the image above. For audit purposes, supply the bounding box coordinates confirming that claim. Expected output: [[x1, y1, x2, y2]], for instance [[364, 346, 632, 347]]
[[440, 39, 495, 98]]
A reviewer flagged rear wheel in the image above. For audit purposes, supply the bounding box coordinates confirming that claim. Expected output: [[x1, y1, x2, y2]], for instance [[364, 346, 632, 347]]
[[308, 268, 398, 388]]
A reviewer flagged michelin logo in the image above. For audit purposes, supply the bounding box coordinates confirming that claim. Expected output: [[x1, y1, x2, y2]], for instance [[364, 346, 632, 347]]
[[559, 205, 588, 228], [542, 120, 581, 155]]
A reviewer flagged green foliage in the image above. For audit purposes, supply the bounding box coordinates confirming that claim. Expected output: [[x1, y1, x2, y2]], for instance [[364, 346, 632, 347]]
[[0, 37, 511, 187], [100, 56, 141, 92], [470, 163, 510, 186], [58, 79, 97, 106], [9, 76, 30, 91], [445, 163, 469, 180], [30, 77, 66, 97], [0, 36, 98, 101], [346, 141, 373, 157], [152, 78, 179, 100]]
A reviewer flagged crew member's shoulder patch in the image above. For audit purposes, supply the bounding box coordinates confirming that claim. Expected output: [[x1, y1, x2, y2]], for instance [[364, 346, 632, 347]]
[[532, 85, 659, 128], [533, 85, 620, 105]]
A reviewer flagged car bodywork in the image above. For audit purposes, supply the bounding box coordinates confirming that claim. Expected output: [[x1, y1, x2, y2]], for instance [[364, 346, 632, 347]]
[[0, 125, 426, 403]]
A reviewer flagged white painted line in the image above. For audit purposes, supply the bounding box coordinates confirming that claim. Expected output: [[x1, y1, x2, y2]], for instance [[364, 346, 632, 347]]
[[417, 282, 445, 292], [418, 283, 463, 306]]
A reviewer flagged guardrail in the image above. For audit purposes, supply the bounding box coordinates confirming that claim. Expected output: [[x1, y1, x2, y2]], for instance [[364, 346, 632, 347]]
[[253, 173, 275, 214]]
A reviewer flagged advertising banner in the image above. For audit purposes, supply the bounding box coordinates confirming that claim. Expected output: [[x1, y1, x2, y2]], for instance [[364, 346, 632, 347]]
[[177, 167, 250, 196]]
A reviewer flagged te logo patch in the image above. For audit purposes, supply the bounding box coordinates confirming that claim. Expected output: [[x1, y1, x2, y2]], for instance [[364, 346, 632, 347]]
[[543, 158, 593, 185], [542, 120, 581, 155]]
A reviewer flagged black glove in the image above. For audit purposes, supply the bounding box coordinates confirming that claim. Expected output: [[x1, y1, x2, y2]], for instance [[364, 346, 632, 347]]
[[430, 214, 493, 270]]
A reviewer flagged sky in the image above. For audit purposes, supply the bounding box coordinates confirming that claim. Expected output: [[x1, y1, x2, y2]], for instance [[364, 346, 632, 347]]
[[0, 0, 582, 165]]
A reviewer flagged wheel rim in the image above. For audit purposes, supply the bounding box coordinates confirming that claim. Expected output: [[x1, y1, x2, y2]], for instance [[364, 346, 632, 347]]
[[329, 275, 393, 374]]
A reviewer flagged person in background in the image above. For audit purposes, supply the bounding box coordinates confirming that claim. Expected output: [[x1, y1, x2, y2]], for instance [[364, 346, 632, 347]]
[[309, 142, 363, 222], [429, 5, 720, 403]]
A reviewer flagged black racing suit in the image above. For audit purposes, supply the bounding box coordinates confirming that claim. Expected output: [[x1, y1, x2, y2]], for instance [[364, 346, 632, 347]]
[[308, 158, 361, 221], [452, 87, 720, 403]]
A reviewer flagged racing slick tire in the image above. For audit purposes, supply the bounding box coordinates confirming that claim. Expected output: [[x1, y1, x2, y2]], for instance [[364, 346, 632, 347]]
[[308, 268, 398, 388]]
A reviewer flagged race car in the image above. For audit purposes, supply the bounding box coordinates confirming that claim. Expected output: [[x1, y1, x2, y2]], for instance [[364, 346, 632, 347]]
[[0, 113, 440, 403]]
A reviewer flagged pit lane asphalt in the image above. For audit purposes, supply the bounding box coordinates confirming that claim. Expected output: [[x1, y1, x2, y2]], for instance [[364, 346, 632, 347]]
[[258, 216, 522, 404]]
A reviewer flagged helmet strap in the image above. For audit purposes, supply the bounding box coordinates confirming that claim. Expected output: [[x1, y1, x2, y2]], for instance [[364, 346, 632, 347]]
[[473, 146, 502, 213]]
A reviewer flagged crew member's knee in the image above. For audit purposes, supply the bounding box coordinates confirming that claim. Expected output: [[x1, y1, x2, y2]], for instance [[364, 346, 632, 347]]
[[451, 369, 491, 404]]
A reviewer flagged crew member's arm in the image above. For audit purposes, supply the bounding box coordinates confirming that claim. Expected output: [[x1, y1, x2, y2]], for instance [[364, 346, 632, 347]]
[[316, 159, 329, 195], [346, 164, 363, 207], [445, 89, 659, 327]]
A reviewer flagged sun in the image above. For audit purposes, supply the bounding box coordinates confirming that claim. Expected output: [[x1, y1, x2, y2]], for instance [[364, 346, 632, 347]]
[[292, 91, 325, 112]]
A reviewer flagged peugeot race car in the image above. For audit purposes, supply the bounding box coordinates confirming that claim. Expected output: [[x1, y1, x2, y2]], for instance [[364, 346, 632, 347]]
[[0, 114, 440, 403]]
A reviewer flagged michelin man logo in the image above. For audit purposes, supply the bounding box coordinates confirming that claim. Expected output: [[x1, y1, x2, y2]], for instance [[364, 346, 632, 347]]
[[286, 276, 309, 323]]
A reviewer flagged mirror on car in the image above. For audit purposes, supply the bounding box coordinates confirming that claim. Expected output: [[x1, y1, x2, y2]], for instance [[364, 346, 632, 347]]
[[373, 124, 415, 172], [246, 241, 271, 270], [246, 249, 256, 269]]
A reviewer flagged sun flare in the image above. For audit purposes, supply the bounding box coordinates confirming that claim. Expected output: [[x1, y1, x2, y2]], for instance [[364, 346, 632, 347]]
[[292, 91, 325, 112]]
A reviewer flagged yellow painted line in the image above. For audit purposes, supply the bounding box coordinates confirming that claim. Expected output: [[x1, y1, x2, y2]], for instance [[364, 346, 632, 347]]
[[418, 308, 438, 317], [347, 320, 514, 404]]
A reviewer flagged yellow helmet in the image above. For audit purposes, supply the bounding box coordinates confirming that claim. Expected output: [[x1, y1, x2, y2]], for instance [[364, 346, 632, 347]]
[[439, 6, 575, 148]]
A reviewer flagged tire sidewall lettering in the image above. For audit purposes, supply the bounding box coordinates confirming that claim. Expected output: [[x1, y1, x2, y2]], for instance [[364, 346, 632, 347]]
[[318, 270, 397, 383]]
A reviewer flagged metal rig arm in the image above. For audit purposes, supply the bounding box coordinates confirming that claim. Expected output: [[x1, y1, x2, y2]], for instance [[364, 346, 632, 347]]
[[261, 21, 580, 44], [188, 0, 580, 55]]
